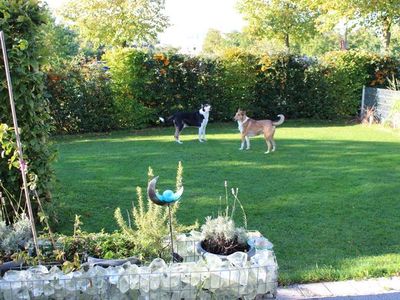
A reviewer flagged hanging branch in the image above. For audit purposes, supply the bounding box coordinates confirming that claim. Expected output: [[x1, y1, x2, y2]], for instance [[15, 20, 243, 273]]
[[0, 31, 40, 257]]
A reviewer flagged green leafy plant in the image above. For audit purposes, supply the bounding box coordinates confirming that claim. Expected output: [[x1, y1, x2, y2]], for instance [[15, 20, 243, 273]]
[[388, 100, 400, 129], [0, 0, 54, 211], [0, 124, 19, 170], [387, 75, 400, 91], [55, 215, 138, 265]]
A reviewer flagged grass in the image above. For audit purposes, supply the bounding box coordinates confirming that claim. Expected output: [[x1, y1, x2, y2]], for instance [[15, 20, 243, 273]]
[[51, 121, 400, 285]]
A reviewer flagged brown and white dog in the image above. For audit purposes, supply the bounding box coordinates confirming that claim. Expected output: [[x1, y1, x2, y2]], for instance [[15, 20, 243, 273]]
[[233, 109, 285, 154]]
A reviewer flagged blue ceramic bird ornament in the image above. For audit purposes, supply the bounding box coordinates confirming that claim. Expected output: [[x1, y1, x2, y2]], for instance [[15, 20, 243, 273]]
[[147, 176, 184, 206]]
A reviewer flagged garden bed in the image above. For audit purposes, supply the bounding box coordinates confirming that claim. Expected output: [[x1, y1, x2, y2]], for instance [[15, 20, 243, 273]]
[[0, 231, 277, 299]]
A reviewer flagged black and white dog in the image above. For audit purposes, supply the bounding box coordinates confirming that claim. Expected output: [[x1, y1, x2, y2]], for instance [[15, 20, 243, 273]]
[[159, 104, 211, 144]]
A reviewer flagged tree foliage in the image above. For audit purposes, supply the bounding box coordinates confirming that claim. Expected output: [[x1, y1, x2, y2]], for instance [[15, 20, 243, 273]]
[[40, 20, 80, 69], [237, 0, 317, 51], [202, 29, 225, 56], [354, 0, 400, 53], [59, 0, 169, 48], [308, 0, 400, 53]]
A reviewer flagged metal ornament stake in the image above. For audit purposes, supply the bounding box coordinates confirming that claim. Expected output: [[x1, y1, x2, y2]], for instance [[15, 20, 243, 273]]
[[0, 31, 40, 256], [147, 176, 184, 262]]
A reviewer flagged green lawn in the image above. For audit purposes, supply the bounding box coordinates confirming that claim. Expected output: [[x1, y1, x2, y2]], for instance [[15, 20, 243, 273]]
[[52, 121, 400, 285]]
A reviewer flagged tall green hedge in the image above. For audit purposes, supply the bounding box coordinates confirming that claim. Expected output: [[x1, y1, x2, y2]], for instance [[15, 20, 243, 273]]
[[0, 1, 54, 207], [46, 59, 117, 133], [47, 48, 399, 133], [320, 50, 399, 117]]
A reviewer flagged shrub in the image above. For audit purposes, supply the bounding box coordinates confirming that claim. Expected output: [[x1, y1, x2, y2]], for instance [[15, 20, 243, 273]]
[[104, 48, 223, 127], [46, 59, 117, 133], [254, 54, 316, 119], [320, 50, 399, 117], [102, 48, 154, 129]]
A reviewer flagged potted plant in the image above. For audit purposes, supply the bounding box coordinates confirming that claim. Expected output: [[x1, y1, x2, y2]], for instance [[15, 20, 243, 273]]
[[197, 215, 255, 259], [196, 184, 255, 259]]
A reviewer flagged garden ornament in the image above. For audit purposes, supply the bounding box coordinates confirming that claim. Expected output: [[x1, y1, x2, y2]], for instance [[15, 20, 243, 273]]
[[147, 176, 183, 206], [147, 176, 183, 262]]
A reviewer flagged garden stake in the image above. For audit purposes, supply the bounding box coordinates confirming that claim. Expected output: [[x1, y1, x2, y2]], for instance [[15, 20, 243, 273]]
[[168, 204, 175, 262], [0, 31, 40, 257], [147, 176, 184, 262]]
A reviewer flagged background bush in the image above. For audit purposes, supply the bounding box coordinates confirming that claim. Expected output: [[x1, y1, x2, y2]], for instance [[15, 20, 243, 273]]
[[46, 59, 117, 133], [320, 50, 399, 117], [46, 48, 400, 133]]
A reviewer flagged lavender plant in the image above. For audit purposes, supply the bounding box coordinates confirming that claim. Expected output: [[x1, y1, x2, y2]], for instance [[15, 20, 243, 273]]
[[0, 214, 32, 255]]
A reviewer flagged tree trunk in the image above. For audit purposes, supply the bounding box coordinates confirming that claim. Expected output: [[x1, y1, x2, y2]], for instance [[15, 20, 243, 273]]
[[284, 33, 290, 52], [381, 16, 391, 54], [339, 21, 349, 50]]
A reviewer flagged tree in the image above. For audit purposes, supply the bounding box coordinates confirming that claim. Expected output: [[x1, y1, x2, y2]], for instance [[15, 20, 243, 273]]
[[301, 0, 356, 50], [237, 0, 317, 52], [59, 0, 169, 48], [308, 0, 400, 54], [354, 0, 400, 54], [202, 29, 225, 56]]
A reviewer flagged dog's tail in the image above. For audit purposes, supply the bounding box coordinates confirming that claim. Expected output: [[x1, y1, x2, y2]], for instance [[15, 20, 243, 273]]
[[158, 115, 174, 124], [272, 114, 285, 126]]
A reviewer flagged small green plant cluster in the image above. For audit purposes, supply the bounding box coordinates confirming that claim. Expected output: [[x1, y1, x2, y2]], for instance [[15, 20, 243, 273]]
[[54, 215, 136, 263], [0, 124, 19, 171], [388, 100, 400, 129], [114, 162, 198, 262]]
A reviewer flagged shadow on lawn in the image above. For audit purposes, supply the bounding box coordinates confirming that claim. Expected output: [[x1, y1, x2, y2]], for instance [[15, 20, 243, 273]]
[[52, 120, 360, 144]]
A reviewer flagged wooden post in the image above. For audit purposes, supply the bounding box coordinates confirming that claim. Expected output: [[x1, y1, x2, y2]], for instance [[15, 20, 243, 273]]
[[361, 85, 366, 118], [0, 31, 40, 256]]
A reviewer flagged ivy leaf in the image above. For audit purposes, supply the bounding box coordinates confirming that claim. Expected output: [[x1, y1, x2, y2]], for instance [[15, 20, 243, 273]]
[[18, 39, 29, 51]]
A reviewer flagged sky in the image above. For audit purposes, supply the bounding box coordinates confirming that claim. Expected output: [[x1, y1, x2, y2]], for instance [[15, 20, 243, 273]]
[[45, 0, 245, 53]]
